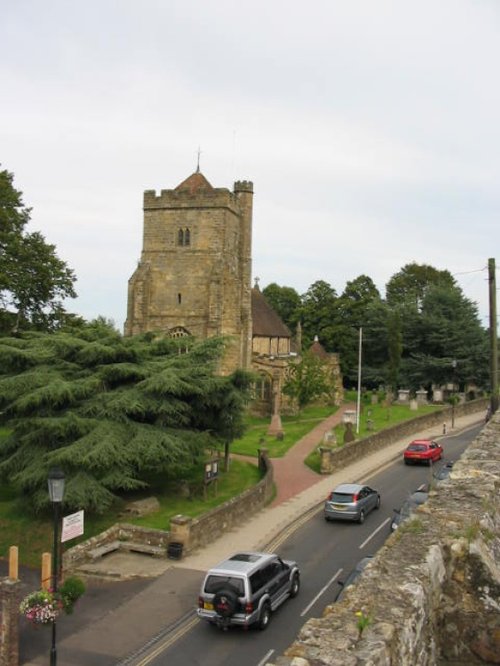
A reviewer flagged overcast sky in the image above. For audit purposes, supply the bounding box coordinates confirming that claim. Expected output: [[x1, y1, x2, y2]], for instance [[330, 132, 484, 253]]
[[2, 0, 498, 331]]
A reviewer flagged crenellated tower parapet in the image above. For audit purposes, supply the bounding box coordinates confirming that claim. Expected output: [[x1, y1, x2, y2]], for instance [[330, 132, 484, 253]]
[[233, 180, 254, 194], [143, 187, 243, 214]]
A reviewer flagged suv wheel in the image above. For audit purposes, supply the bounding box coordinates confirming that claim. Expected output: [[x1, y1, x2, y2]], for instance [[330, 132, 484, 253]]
[[213, 589, 238, 619], [375, 495, 381, 510], [358, 510, 365, 524], [290, 574, 300, 598], [258, 603, 271, 630]]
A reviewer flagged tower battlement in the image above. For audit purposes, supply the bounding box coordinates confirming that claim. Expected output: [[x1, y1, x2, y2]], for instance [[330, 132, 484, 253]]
[[143, 187, 240, 210], [234, 180, 254, 193]]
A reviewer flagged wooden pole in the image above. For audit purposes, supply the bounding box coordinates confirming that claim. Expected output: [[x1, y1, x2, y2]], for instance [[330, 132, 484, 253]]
[[489, 258, 499, 414], [42, 552, 52, 591], [8, 546, 18, 581]]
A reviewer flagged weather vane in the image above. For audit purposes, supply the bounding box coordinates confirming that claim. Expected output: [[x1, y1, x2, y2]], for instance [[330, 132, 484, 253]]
[[196, 146, 202, 173]]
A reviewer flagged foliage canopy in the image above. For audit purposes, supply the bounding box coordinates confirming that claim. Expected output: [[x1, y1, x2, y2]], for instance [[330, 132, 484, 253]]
[[0, 167, 76, 333], [0, 327, 252, 513]]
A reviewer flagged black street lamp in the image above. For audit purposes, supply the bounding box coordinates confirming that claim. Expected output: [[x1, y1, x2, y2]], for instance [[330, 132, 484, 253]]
[[48, 468, 65, 666]]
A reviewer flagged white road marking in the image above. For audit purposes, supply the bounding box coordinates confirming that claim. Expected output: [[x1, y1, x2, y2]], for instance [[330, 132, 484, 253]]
[[359, 517, 391, 549], [300, 568, 343, 617], [256, 649, 275, 666]]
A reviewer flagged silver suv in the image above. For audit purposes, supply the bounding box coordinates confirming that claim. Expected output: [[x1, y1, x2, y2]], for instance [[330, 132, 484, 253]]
[[197, 551, 300, 630]]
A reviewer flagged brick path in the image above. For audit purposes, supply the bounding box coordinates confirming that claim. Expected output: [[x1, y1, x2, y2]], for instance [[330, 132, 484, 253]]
[[269, 403, 355, 506], [235, 403, 355, 507]]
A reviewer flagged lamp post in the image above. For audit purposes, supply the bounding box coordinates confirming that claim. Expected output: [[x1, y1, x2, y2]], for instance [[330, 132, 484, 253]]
[[48, 468, 65, 666]]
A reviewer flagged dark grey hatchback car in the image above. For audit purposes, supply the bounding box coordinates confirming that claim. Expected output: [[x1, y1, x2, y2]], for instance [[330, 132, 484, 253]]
[[324, 483, 381, 524]]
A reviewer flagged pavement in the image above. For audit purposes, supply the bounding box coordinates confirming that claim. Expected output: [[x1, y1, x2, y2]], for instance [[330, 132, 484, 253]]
[[7, 407, 484, 666]]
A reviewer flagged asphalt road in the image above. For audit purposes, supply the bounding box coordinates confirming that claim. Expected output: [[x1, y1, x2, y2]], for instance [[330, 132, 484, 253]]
[[124, 422, 482, 666]]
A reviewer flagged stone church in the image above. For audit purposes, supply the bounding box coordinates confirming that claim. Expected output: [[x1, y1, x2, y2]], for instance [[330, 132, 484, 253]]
[[125, 169, 342, 416]]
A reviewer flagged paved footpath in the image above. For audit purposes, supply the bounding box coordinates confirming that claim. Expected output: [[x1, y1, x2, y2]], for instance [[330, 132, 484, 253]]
[[18, 409, 484, 665], [269, 403, 355, 506]]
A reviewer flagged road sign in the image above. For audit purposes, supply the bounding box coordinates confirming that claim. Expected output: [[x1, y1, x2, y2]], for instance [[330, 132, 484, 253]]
[[61, 510, 84, 543]]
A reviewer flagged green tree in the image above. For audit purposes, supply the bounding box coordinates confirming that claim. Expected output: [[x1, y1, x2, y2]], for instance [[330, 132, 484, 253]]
[[335, 276, 383, 385], [385, 262, 455, 310], [261, 283, 301, 332], [0, 330, 252, 513], [299, 280, 339, 350], [400, 283, 488, 390], [0, 168, 76, 332], [283, 351, 332, 408], [386, 309, 402, 391]]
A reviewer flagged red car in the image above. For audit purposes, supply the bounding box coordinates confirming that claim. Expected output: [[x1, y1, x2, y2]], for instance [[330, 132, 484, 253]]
[[403, 439, 443, 465]]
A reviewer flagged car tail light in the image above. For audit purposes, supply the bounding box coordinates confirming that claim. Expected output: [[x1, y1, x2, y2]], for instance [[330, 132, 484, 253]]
[[352, 493, 359, 502], [245, 602, 253, 614], [198, 596, 204, 608]]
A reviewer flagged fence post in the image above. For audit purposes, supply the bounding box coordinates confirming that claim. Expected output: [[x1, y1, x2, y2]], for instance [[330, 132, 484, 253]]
[[0, 546, 21, 666]]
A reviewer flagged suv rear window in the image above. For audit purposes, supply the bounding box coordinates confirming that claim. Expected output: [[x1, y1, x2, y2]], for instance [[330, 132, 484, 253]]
[[204, 575, 245, 596], [329, 492, 354, 503]]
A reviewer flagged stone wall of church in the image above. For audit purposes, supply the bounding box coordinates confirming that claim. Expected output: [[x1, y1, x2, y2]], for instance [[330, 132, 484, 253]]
[[125, 180, 253, 374]]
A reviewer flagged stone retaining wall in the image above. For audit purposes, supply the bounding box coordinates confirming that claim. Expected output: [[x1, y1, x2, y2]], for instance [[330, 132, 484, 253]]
[[64, 449, 274, 569], [63, 523, 171, 570], [184, 450, 274, 553], [268, 405, 499, 666], [320, 399, 488, 473]]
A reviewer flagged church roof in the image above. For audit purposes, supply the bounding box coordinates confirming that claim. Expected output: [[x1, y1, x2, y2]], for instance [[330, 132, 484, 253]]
[[309, 336, 330, 359], [174, 171, 213, 194], [252, 288, 291, 338]]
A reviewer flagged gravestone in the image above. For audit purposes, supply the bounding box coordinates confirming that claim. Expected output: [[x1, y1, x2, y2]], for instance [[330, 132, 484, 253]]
[[433, 388, 444, 403], [416, 389, 428, 406], [397, 389, 410, 404], [343, 421, 355, 444]]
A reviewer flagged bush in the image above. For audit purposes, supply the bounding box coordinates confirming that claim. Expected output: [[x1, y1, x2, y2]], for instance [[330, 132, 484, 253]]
[[59, 576, 86, 614]]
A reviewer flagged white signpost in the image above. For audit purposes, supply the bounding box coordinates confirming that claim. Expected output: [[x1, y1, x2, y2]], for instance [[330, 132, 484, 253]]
[[61, 510, 84, 543]]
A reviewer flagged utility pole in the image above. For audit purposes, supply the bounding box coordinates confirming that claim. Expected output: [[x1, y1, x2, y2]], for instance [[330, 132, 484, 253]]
[[356, 327, 362, 434], [489, 258, 499, 414]]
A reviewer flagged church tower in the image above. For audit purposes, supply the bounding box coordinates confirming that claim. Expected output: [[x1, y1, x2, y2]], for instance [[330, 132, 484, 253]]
[[124, 171, 254, 374]]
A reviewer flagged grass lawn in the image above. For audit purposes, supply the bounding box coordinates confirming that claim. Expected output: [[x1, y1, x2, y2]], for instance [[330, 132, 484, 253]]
[[0, 459, 261, 569], [304, 401, 443, 472], [231, 404, 340, 458]]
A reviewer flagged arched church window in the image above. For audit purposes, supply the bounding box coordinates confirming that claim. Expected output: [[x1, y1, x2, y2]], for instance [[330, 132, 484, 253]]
[[178, 293, 182, 304], [177, 228, 191, 246], [169, 326, 190, 338]]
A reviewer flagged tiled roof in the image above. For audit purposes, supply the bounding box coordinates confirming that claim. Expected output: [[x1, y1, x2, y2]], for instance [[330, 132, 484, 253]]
[[309, 338, 330, 359], [252, 288, 291, 338], [174, 171, 213, 194]]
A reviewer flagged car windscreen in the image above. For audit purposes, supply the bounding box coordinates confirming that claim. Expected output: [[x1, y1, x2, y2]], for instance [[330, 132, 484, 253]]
[[407, 444, 427, 451], [204, 575, 245, 596], [329, 492, 354, 503]]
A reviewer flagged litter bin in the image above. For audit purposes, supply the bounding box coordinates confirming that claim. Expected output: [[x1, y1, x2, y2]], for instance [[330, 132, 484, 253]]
[[167, 542, 184, 560]]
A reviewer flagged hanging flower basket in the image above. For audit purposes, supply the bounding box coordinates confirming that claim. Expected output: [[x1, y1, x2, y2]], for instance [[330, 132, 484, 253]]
[[20, 576, 86, 626], [19, 589, 63, 626]]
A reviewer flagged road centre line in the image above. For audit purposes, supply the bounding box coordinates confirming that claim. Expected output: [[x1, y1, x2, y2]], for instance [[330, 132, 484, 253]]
[[359, 517, 391, 550], [257, 649, 275, 666], [134, 616, 199, 666], [300, 568, 343, 617]]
